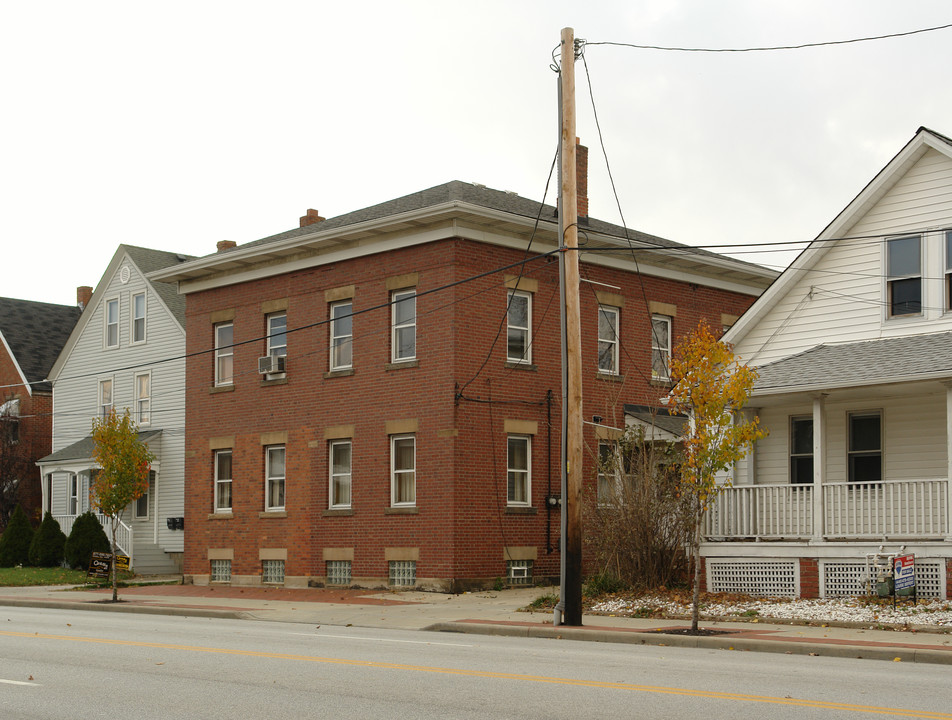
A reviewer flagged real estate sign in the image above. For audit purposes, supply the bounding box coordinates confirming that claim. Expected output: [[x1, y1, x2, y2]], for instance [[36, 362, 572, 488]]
[[893, 554, 916, 591], [87, 551, 131, 578]]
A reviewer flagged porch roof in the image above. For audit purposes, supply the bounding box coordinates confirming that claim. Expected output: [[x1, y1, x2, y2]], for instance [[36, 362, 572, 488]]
[[753, 331, 952, 395], [38, 430, 162, 464]]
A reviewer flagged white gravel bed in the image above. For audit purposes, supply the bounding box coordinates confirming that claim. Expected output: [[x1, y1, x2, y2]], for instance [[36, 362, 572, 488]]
[[590, 595, 952, 627]]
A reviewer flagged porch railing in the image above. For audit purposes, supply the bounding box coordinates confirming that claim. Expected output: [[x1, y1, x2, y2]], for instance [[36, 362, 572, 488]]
[[703, 478, 949, 540], [53, 513, 134, 563]]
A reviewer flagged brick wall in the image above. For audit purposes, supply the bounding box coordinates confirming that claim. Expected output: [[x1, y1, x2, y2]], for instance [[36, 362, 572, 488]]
[[799, 557, 819, 599]]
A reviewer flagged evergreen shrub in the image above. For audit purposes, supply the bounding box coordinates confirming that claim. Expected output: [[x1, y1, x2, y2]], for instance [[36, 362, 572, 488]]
[[64, 512, 110, 570], [29, 512, 67, 567], [0, 505, 35, 567]]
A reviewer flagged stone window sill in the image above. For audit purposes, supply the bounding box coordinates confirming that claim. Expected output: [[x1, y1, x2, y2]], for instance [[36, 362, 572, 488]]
[[207, 512, 233, 520], [324, 368, 354, 379], [505, 362, 538, 371], [596, 372, 623, 382], [210, 384, 235, 394], [323, 508, 353, 517], [386, 360, 419, 370], [385, 506, 419, 515], [260, 375, 288, 387]]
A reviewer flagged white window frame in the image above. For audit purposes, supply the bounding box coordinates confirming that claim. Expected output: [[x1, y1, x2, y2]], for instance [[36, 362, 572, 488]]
[[134, 371, 151, 426], [131, 292, 147, 344], [330, 301, 353, 370], [214, 449, 233, 513], [390, 434, 416, 506], [267, 313, 287, 358], [506, 290, 532, 364], [98, 378, 114, 418], [789, 416, 814, 485], [215, 322, 234, 386], [265, 445, 286, 511], [651, 314, 672, 381], [329, 440, 352, 509], [68, 473, 78, 515], [848, 411, 883, 484], [507, 559, 533, 586], [597, 305, 620, 375], [507, 435, 531, 506], [945, 230, 952, 311], [885, 235, 922, 318], [391, 289, 416, 362], [134, 471, 152, 520], [104, 297, 120, 349]]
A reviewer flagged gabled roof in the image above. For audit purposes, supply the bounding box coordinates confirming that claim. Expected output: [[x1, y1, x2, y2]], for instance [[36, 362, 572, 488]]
[[753, 330, 952, 395], [47, 245, 193, 383], [724, 127, 952, 347], [152, 181, 776, 294], [0, 297, 81, 394]]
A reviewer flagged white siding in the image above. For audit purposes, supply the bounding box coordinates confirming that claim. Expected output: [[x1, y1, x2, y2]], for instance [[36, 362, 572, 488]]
[[50, 253, 185, 554], [735, 148, 952, 366]]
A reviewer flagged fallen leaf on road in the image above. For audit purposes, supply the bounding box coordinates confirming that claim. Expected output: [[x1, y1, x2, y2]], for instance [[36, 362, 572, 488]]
[[893, 657, 902, 662], [28, 676, 33, 681]]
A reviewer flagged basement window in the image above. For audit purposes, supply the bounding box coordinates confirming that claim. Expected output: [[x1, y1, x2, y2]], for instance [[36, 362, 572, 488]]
[[262, 559, 285, 584], [388, 560, 416, 587], [210, 559, 232, 583], [326, 560, 352, 586], [507, 560, 533, 586]]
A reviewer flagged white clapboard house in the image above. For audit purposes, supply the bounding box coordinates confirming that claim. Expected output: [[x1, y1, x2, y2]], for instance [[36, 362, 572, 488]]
[[38, 246, 191, 573], [708, 127, 952, 600]]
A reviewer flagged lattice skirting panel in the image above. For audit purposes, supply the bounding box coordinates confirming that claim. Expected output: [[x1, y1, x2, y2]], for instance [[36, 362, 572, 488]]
[[707, 560, 798, 597], [821, 560, 945, 598]]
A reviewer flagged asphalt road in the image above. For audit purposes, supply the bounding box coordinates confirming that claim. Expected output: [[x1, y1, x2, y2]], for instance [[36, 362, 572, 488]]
[[1, 607, 949, 719]]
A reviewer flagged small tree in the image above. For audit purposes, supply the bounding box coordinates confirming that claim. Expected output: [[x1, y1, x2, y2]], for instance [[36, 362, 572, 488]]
[[0, 504, 34, 567], [91, 410, 154, 601], [669, 321, 767, 633], [64, 511, 111, 570], [29, 512, 67, 567]]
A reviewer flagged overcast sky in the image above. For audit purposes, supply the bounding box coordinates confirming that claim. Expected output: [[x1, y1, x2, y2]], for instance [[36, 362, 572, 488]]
[[3, 1, 950, 306]]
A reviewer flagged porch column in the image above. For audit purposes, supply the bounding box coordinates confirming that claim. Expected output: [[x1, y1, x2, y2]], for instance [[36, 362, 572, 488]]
[[945, 383, 952, 541], [812, 394, 827, 541]]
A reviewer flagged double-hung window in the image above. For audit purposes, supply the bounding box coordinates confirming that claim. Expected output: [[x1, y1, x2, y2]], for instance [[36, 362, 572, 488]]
[[68, 473, 79, 515], [597, 306, 619, 374], [214, 450, 232, 512], [391, 290, 416, 362], [99, 379, 113, 418], [946, 231, 952, 310], [215, 323, 234, 386], [886, 235, 921, 317], [135, 372, 151, 425], [848, 412, 882, 484], [789, 416, 814, 484], [135, 471, 152, 519], [330, 302, 353, 370], [651, 315, 672, 381], [507, 435, 530, 506], [265, 445, 286, 511], [267, 313, 287, 358], [329, 440, 352, 508], [105, 298, 119, 348], [507, 290, 532, 363], [132, 292, 146, 343], [597, 441, 620, 504], [391, 435, 416, 506]]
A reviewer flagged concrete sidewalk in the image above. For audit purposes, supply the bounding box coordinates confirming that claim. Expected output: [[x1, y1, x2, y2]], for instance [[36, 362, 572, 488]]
[[1, 582, 950, 665]]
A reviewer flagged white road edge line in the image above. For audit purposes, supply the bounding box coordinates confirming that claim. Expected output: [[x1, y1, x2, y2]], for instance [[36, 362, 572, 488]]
[[287, 633, 473, 647], [0, 679, 40, 686]]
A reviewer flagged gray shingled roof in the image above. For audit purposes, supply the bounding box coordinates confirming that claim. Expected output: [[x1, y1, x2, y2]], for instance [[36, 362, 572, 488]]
[[0, 297, 81, 393], [122, 245, 194, 326], [224, 180, 767, 272], [754, 331, 952, 394], [38, 430, 163, 464], [623, 404, 688, 437]]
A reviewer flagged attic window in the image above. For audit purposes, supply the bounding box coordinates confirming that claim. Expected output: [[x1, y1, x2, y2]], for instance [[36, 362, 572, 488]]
[[886, 235, 921, 317]]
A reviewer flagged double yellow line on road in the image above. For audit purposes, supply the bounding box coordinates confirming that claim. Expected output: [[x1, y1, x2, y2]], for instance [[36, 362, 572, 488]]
[[4, 630, 949, 719]]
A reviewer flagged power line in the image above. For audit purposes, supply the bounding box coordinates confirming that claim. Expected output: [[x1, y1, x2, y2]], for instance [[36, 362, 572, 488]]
[[582, 23, 952, 54]]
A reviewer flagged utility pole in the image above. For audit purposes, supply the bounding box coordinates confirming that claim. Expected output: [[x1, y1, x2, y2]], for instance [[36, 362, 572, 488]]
[[556, 26, 584, 627]]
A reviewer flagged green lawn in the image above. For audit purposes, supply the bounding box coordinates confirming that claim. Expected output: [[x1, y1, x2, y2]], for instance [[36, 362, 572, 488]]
[[0, 566, 92, 586]]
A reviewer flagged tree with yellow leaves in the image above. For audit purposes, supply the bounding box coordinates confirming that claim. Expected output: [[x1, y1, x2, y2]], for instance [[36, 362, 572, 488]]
[[91, 409, 154, 602], [669, 321, 766, 633]]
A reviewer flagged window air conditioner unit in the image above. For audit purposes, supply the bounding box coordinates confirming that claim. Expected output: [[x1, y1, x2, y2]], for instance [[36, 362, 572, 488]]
[[258, 355, 287, 374]]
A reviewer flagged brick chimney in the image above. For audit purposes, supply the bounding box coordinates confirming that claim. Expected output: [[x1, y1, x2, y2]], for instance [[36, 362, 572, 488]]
[[576, 138, 589, 219], [217, 240, 237, 252], [76, 286, 93, 310], [300, 209, 325, 228]]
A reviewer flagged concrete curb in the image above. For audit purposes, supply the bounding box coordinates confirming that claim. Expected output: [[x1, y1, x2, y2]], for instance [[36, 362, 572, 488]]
[[0, 597, 248, 621], [425, 622, 952, 666]]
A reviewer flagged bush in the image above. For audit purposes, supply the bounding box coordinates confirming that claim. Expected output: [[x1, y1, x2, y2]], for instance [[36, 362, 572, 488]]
[[0, 505, 35, 567], [64, 512, 110, 570], [584, 572, 628, 598], [28, 512, 67, 567]]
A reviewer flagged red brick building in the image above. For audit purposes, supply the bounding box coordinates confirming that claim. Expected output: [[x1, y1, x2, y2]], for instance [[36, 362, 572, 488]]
[[153, 178, 775, 590], [0, 294, 83, 528]]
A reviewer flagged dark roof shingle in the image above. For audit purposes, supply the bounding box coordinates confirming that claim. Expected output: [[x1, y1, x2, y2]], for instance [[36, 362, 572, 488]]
[[0, 298, 82, 391]]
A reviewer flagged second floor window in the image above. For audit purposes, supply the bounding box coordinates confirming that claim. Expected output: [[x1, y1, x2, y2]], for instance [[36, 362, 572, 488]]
[[105, 298, 119, 348], [597, 306, 619, 374], [330, 302, 353, 370], [507, 290, 532, 363], [886, 235, 921, 317], [267, 313, 287, 358], [651, 315, 672, 381], [99, 379, 113, 418], [215, 323, 233, 386], [132, 292, 146, 343], [391, 290, 416, 362], [135, 373, 151, 425]]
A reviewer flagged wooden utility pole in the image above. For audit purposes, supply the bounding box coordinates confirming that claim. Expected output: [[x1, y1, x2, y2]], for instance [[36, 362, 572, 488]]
[[558, 26, 584, 627]]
